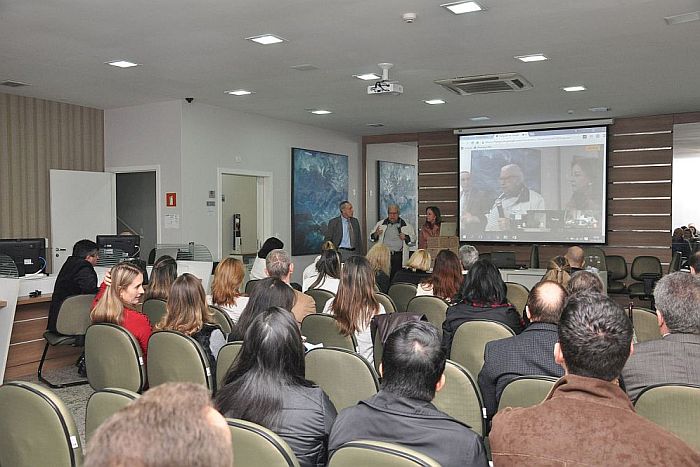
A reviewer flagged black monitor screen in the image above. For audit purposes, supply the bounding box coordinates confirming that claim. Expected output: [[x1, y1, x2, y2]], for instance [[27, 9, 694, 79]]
[[0, 238, 47, 276], [96, 235, 140, 259]]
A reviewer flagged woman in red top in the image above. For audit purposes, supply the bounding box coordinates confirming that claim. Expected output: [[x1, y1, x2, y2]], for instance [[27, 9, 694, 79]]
[[91, 262, 152, 357]]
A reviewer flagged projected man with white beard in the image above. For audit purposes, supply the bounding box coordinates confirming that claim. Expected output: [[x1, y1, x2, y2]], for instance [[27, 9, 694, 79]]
[[485, 164, 545, 231]]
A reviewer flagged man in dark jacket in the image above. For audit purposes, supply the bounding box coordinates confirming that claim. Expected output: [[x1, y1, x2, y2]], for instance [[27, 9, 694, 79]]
[[47, 239, 99, 332], [328, 321, 488, 466]]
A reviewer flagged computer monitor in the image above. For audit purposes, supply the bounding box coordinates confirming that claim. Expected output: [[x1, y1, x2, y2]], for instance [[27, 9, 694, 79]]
[[0, 238, 47, 276], [96, 234, 140, 259]]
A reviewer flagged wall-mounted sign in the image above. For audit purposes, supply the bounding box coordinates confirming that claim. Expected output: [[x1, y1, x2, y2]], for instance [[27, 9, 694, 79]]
[[166, 192, 177, 207]]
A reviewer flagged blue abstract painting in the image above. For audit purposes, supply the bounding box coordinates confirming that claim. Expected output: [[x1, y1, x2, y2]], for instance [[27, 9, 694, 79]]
[[378, 161, 417, 231], [292, 148, 348, 256]]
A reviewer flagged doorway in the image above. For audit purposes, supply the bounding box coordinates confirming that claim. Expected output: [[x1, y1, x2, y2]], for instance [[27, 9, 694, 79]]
[[112, 168, 159, 262]]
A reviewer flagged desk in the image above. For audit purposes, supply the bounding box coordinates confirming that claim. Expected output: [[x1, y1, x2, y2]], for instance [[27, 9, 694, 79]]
[[500, 268, 607, 293]]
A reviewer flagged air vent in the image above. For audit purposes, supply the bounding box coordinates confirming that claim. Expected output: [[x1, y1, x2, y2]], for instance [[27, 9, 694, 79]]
[[1, 80, 30, 88], [435, 73, 532, 95]]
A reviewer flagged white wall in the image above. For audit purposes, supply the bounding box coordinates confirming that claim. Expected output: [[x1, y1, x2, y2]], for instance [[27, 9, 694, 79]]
[[673, 122, 700, 227]]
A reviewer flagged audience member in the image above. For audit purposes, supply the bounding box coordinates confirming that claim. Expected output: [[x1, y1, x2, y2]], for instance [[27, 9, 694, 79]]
[[542, 255, 572, 287], [564, 246, 585, 272], [250, 237, 283, 280], [328, 321, 488, 466], [416, 249, 462, 303], [671, 227, 692, 261], [391, 249, 431, 285], [366, 243, 391, 294], [209, 257, 249, 323], [216, 307, 336, 467], [303, 249, 341, 293], [418, 206, 441, 250], [233, 277, 295, 341], [622, 272, 700, 400], [442, 259, 523, 357], [143, 255, 177, 301], [91, 262, 151, 357], [156, 273, 226, 370], [458, 244, 479, 273], [323, 256, 385, 361], [266, 249, 315, 325], [688, 251, 700, 275], [478, 281, 567, 418], [302, 241, 336, 288], [370, 204, 415, 279], [567, 269, 604, 295], [490, 293, 700, 465], [84, 383, 231, 467]]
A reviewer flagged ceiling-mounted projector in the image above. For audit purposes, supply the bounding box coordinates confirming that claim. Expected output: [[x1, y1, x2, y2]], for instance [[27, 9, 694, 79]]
[[367, 63, 403, 96]]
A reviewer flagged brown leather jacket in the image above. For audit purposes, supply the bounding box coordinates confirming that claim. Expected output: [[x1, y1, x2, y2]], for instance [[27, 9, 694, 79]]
[[490, 374, 700, 466]]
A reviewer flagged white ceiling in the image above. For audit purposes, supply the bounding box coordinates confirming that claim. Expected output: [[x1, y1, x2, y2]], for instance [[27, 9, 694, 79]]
[[1, 0, 699, 136]]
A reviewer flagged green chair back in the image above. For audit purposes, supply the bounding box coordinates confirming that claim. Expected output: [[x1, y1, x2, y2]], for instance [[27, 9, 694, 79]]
[[216, 341, 243, 389], [304, 288, 336, 313], [305, 347, 379, 411], [505, 282, 529, 314], [631, 307, 662, 343], [0, 381, 83, 467], [301, 314, 356, 351], [406, 296, 448, 338], [606, 255, 628, 281], [374, 292, 397, 314], [329, 440, 440, 467], [388, 282, 417, 313], [85, 388, 139, 442], [497, 375, 558, 412], [668, 251, 682, 274], [142, 299, 167, 326], [634, 383, 700, 452], [147, 330, 214, 392], [85, 323, 146, 392], [432, 360, 486, 437], [450, 320, 515, 380], [56, 293, 95, 335], [227, 418, 300, 467], [583, 246, 607, 271], [209, 304, 234, 334]]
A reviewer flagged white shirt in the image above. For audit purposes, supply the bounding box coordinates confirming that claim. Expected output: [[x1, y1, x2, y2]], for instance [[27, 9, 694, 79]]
[[207, 295, 249, 324], [485, 189, 545, 231], [304, 276, 340, 294], [322, 298, 386, 362], [249, 257, 267, 280], [415, 282, 434, 297]]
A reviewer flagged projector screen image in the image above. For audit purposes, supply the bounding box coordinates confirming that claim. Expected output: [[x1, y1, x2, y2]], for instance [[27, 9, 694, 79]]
[[459, 126, 607, 244]]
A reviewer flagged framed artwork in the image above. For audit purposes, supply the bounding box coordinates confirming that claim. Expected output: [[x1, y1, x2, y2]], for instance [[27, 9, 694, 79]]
[[291, 147, 348, 256], [377, 161, 417, 231]]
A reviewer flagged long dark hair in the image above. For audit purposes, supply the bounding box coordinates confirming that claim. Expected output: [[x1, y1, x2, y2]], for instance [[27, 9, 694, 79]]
[[257, 237, 284, 259], [309, 249, 341, 290], [235, 277, 295, 339], [144, 255, 177, 301], [460, 259, 507, 305], [215, 307, 312, 428], [331, 256, 379, 335]]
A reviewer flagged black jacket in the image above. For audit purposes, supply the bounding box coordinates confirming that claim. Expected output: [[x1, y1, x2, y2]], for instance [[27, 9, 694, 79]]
[[328, 390, 488, 466], [47, 256, 98, 332]]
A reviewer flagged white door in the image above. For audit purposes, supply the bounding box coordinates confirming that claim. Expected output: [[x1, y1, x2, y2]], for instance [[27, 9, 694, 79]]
[[50, 169, 116, 274]]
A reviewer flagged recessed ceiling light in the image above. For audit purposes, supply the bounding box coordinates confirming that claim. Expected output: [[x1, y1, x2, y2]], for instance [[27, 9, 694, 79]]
[[515, 54, 548, 62], [290, 64, 319, 71], [588, 107, 610, 112], [106, 60, 139, 68], [563, 85, 586, 92], [664, 11, 700, 25], [309, 109, 332, 115], [470, 116, 490, 121], [354, 73, 381, 81], [224, 89, 254, 96], [246, 34, 286, 45], [424, 99, 446, 105], [366, 123, 385, 127], [441, 1, 484, 15]]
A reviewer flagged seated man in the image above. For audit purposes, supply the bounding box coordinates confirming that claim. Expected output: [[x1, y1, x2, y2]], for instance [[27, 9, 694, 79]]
[[622, 272, 700, 400], [688, 251, 700, 275], [564, 245, 585, 273], [328, 321, 487, 466], [490, 293, 700, 465], [478, 281, 567, 419], [84, 383, 231, 467], [265, 248, 315, 325]]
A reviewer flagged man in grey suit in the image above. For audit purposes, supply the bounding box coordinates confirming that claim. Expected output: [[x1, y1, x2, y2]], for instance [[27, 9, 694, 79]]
[[478, 280, 567, 419], [325, 200, 363, 261], [621, 272, 700, 401]]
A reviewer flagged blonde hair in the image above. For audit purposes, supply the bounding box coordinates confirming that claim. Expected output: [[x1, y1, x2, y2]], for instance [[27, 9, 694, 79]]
[[406, 249, 432, 272], [211, 258, 244, 306], [321, 240, 337, 251], [91, 262, 143, 325], [542, 256, 571, 287], [366, 243, 390, 276], [156, 273, 214, 335]]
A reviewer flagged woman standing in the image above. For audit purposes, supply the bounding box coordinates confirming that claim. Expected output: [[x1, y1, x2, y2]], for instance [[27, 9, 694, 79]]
[[418, 206, 442, 250]]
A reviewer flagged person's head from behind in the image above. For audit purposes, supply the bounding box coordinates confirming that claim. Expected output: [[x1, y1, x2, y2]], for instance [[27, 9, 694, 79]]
[[258, 236, 284, 259], [84, 382, 231, 467], [458, 244, 479, 271], [387, 203, 400, 223], [236, 277, 295, 337], [564, 246, 585, 269], [673, 227, 685, 240], [147, 255, 177, 300], [334, 255, 378, 335], [688, 251, 700, 275], [157, 273, 212, 335], [406, 249, 431, 272], [543, 256, 571, 286], [567, 270, 604, 295], [526, 281, 567, 324], [366, 243, 391, 276], [339, 200, 354, 219], [428, 249, 463, 300], [211, 257, 244, 306], [556, 293, 633, 381], [461, 259, 507, 305], [499, 164, 525, 197], [425, 206, 441, 226], [653, 272, 700, 335], [314, 249, 341, 280], [91, 262, 144, 324], [321, 240, 337, 252], [381, 321, 446, 402], [73, 239, 99, 266], [265, 249, 292, 281]]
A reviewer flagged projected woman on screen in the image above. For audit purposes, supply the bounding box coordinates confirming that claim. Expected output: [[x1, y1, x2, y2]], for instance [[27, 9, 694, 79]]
[[566, 157, 602, 212]]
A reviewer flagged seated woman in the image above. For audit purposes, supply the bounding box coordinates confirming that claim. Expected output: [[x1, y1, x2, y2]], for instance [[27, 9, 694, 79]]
[[143, 255, 177, 301], [391, 249, 432, 285], [250, 237, 284, 280], [302, 241, 337, 290], [442, 259, 523, 357], [230, 277, 295, 341], [672, 227, 692, 260], [303, 249, 341, 294], [322, 256, 385, 361], [91, 262, 152, 357], [156, 273, 226, 369], [542, 256, 572, 287], [366, 243, 391, 294], [416, 249, 463, 303], [208, 257, 249, 323], [215, 307, 337, 467]]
